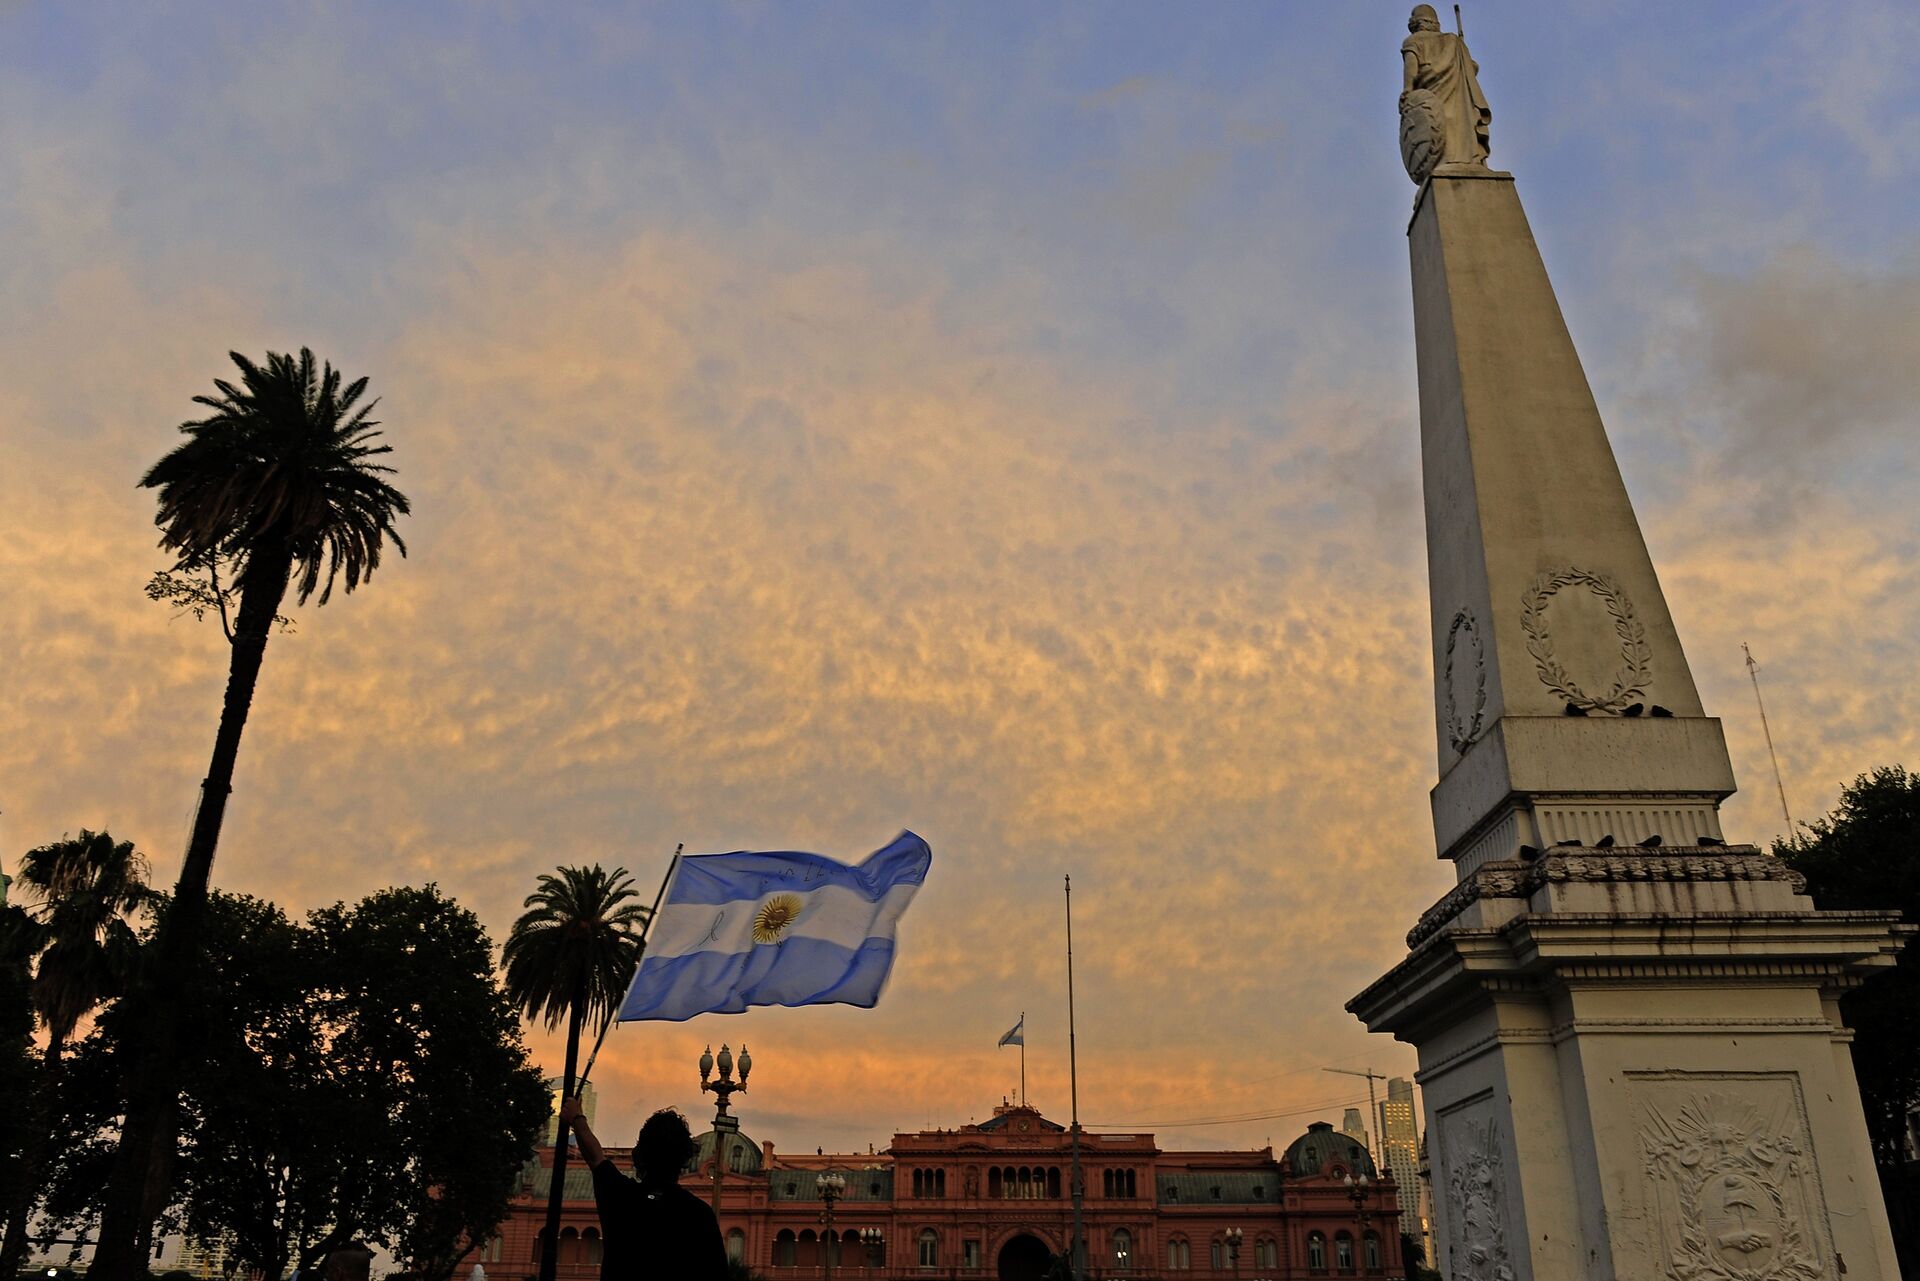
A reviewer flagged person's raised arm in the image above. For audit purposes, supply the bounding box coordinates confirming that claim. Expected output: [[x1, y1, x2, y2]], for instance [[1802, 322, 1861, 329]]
[[558, 1096, 607, 1169]]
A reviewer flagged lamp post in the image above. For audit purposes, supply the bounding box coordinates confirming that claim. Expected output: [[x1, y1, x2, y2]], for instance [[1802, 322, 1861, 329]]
[[699, 1044, 752, 1215], [1224, 1226, 1242, 1280], [1343, 1173, 1374, 1272], [860, 1227, 884, 1272], [818, 1171, 847, 1281]]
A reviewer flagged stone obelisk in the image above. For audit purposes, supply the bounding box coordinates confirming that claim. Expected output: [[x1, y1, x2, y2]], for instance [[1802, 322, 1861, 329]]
[[1351, 9, 1910, 1279]]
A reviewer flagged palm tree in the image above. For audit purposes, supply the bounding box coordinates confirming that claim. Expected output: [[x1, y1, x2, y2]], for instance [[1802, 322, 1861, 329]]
[[94, 348, 412, 1274], [503, 866, 649, 1281], [0, 831, 152, 1277]]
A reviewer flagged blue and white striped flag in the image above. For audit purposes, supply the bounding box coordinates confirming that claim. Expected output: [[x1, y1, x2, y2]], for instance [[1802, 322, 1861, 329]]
[[616, 832, 932, 1023], [997, 1016, 1024, 1048]]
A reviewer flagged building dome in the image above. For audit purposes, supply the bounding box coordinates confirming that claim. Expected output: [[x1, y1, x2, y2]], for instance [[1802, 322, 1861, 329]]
[[1282, 1121, 1378, 1179], [686, 1126, 764, 1176]]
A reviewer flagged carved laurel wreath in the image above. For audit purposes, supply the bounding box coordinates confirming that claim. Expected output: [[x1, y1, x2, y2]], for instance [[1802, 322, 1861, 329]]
[[1443, 608, 1487, 752], [1520, 567, 1651, 713]]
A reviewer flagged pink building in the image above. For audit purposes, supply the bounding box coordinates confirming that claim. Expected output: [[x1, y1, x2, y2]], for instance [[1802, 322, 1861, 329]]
[[486, 1103, 1402, 1280]]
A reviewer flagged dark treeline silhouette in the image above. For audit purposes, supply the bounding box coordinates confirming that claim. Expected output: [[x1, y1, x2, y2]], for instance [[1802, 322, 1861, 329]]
[[7, 878, 546, 1279], [1778, 765, 1920, 1276]]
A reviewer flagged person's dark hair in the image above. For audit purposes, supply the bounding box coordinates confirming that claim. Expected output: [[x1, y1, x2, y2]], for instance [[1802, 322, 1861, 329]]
[[636, 1107, 696, 1180]]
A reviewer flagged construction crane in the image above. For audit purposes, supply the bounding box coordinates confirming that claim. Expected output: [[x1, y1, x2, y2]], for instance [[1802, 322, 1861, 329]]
[[1322, 1066, 1388, 1171], [1743, 643, 1795, 835]]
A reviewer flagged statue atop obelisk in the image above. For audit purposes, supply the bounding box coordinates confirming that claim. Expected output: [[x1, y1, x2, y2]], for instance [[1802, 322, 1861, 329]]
[[1350, 14, 1909, 1280], [1399, 4, 1491, 182]]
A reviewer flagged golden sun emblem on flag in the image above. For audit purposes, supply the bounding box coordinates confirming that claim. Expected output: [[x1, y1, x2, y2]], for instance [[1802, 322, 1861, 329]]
[[752, 894, 804, 943]]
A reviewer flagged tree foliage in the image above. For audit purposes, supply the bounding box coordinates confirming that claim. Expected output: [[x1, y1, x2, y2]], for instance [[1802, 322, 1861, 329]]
[[0, 831, 153, 1278], [501, 865, 649, 1033], [0, 899, 39, 1245], [49, 886, 547, 1281], [141, 347, 410, 606], [1776, 765, 1920, 1164], [1777, 765, 1920, 1273]]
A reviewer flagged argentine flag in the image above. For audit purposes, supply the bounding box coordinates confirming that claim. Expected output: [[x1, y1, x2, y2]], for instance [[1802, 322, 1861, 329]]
[[617, 832, 932, 1023]]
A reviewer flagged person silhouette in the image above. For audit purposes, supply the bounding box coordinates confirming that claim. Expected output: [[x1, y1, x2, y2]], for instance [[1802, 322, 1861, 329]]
[[560, 1095, 727, 1279]]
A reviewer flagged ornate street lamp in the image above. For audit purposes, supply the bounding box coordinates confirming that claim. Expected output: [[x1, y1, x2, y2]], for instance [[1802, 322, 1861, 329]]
[[1343, 1172, 1373, 1221], [1224, 1226, 1242, 1280], [818, 1171, 847, 1281], [700, 1042, 751, 1116], [860, 1226, 884, 1271], [1343, 1172, 1375, 1272], [699, 1044, 752, 1214]]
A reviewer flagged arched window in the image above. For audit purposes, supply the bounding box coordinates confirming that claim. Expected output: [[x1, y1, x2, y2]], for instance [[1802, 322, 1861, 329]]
[[1255, 1238, 1276, 1269], [1048, 1166, 1061, 1198], [583, 1228, 603, 1266], [1210, 1238, 1223, 1271], [1126, 1169, 1137, 1197], [1167, 1237, 1189, 1270], [918, 1229, 939, 1268], [913, 1168, 923, 1197], [1307, 1232, 1327, 1272], [775, 1229, 797, 1267], [1103, 1168, 1115, 1197], [1363, 1231, 1382, 1271], [1335, 1231, 1355, 1272], [726, 1229, 746, 1263], [559, 1227, 579, 1267], [798, 1229, 819, 1268], [1111, 1228, 1132, 1271], [936, 1168, 946, 1197], [988, 1167, 1002, 1198]]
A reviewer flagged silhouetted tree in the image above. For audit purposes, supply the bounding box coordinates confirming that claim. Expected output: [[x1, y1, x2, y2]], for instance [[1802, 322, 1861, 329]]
[[53, 887, 544, 1281], [0, 892, 39, 1269], [502, 866, 648, 1281], [1778, 765, 1920, 1274], [0, 830, 152, 1276], [97, 348, 412, 1274]]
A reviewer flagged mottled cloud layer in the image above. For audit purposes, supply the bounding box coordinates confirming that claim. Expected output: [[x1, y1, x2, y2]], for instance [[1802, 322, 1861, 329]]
[[3, 2, 1918, 1156]]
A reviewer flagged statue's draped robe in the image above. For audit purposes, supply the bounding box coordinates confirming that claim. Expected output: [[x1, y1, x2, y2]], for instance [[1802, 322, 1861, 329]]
[[1402, 30, 1490, 168]]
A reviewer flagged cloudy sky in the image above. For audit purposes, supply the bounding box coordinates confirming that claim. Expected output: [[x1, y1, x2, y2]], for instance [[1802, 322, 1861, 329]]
[[4, 2, 1918, 1158]]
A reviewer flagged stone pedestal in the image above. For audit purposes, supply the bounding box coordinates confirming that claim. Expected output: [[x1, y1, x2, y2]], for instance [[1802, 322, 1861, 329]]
[[1352, 846, 1907, 1280]]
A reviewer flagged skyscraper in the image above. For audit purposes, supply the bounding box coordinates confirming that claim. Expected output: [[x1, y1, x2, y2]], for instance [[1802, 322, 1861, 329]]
[[1376, 1078, 1428, 1256]]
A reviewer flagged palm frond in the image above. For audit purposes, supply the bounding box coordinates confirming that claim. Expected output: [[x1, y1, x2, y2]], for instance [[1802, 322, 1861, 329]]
[[501, 865, 649, 1033], [141, 346, 412, 606]]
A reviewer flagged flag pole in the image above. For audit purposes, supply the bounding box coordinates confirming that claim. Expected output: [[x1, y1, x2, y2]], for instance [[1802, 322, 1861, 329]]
[[578, 844, 682, 1091], [1066, 875, 1083, 1281], [1020, 1009, 1027, 1107]]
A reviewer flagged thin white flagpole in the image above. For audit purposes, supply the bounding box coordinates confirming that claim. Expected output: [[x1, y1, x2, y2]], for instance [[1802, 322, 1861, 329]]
[[1020, 1010, 1027, 1107], [578, 843, 682, 1090]]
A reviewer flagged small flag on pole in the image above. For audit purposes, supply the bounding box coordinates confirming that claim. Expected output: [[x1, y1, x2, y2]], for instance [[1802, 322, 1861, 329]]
[[616, 832, 932, 1023], [998, 1016, 1024, 1047]]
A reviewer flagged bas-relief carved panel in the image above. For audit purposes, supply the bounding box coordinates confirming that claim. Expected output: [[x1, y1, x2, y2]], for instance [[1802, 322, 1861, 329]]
[[1520, 567, 1651, 713], [1436, 1097, 1516, 1281], [1630, 1073, 1833, 1281]]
